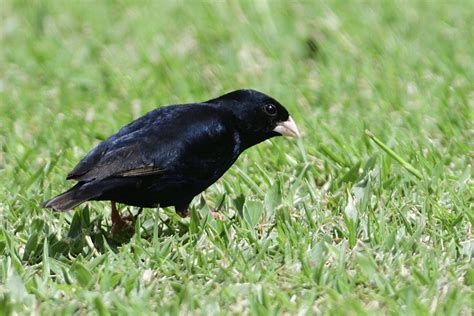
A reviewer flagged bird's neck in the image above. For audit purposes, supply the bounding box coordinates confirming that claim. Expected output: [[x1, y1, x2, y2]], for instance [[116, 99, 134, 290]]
[[239, 131, 279, 151]]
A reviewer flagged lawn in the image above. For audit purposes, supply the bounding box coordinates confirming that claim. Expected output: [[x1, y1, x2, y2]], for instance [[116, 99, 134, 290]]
[[0, 1, 472, 314]]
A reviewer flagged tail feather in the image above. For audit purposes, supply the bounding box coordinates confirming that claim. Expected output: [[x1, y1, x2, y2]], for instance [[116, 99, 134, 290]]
[[42, 182, 94, 212]]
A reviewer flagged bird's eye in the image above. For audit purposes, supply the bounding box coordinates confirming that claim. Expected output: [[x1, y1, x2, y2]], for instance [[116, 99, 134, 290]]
[[264, 104, 277, 116]]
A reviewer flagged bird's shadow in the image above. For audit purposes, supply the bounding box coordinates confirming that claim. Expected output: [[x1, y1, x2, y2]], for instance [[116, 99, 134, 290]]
[[35, 206, 194, 261], [76, 206, 197, 251]]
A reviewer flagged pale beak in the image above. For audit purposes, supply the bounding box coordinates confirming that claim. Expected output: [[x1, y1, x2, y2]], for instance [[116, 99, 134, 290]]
[[273, 116, 301, 138]]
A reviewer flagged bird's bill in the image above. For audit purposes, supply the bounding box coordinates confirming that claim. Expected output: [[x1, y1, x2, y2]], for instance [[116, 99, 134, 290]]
[[273, 116, 301, 138]]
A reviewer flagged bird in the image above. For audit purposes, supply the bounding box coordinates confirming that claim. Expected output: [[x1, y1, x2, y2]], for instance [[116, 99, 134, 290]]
[[42, 89, 300, 233]]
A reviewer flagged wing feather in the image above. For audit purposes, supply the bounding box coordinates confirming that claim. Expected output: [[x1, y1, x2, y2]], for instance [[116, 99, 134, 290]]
[[66, 104, 238, 183]]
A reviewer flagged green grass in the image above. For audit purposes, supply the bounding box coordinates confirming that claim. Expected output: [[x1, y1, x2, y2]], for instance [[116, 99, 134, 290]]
[[1, 0, 473, 314]]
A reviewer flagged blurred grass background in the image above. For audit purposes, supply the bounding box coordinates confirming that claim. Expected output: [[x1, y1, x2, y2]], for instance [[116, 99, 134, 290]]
[[0, 0, 472, 314]]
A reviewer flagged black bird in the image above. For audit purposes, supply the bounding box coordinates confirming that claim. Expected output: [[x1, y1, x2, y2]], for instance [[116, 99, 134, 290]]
[[42, 89, 300, 232]]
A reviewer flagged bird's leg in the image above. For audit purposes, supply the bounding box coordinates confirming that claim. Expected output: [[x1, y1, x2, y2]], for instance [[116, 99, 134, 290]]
[[174, 203, 190, 218], [177, 210, 189, 218], [135, 207, 144, 218], [111, 201, 125, 234], [111, 201, 135, 234]]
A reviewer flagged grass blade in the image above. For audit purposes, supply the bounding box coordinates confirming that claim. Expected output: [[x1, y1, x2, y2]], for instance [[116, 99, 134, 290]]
[[365, 130, 422, 179]]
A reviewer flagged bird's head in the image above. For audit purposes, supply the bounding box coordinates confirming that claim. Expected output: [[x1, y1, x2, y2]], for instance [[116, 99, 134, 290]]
[[208, 89, 301, 148]]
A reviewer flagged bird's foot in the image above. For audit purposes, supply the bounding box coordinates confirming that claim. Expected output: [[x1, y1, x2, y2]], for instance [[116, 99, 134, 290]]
[[210, 210, 225, 221], [111, 217, 134, 235]]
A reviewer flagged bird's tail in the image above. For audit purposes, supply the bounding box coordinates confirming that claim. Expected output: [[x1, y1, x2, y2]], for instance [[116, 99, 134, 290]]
[[41, 182, 94, 212]]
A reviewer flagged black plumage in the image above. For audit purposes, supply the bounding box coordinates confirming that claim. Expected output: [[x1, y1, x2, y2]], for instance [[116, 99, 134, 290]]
[[42, 89, 300, 230]]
